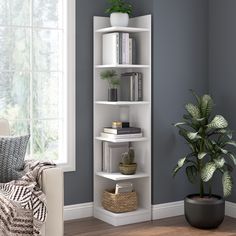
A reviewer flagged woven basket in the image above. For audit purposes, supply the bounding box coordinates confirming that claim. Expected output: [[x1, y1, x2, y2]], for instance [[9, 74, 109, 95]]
[[102, 189, 138, 213], [119, 163, 137, 175]]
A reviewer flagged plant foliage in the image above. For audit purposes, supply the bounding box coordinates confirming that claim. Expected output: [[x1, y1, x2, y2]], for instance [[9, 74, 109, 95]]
[[105, 0, 132, 15], [100, 70, 120, 88], [173, 91, 235, 198]]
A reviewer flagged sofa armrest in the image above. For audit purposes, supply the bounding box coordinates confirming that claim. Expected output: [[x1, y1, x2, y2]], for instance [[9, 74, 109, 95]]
[[40, 167, 64, 236]]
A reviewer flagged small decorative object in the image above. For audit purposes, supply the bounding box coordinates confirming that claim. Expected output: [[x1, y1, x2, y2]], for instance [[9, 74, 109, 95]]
[[105, 0, 132, 27], [100, 70, 120, 101], [173, 90, 236, 229], [119, 147, 137, 175]]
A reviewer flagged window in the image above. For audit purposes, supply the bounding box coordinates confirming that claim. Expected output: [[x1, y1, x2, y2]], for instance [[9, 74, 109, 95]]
[[0, 0, 76, 171]]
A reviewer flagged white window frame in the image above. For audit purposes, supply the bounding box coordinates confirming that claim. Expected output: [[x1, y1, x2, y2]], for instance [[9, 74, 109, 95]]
[[58, 0, 76, 172]]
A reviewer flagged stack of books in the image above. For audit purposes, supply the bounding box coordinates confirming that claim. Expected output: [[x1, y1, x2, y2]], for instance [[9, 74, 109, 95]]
[[102, 32, 136, 65], [101, 127, 142, 140]]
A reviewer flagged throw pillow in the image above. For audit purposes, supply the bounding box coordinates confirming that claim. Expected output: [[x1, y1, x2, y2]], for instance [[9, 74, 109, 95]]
[[0, 135, 30, 183]]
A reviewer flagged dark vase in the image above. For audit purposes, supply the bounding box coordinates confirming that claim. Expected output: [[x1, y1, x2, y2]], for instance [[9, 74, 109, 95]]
[[184, 194, 225, 229], [108, 88, 118, 101]]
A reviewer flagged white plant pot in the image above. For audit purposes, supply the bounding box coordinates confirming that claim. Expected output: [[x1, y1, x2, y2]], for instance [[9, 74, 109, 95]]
[[110, 13, 129, 27]]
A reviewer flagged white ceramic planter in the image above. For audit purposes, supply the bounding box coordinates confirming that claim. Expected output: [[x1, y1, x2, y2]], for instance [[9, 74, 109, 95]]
[[110, 13, 129, 27]]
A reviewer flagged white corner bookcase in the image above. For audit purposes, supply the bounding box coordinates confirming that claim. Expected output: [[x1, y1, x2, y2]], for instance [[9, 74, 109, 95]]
[[93, 15, 152, 226]]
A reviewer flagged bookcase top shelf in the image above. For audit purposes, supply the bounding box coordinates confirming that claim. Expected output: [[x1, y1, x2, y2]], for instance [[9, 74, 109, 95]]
[[95, 101, 150, 105], [95, 64, 150, 69], [96, 172, 149, 181], [96, 26, 150, 33], [95, 136, 148, 143]]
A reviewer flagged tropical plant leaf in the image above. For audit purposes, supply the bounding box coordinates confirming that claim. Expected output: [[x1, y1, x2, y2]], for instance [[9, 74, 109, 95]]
[[227, 152, 236, 166], [185, 103, 201, 119], [172, 157, 187, 177], [214, 158, 225, 168], [200, 94, 213, 118], [198, 152, 207, 160], [207, 115, 228, 129], [225, 141, 236, 148], [179, 129, 191, 142], [186, 165, 198, 184], [201, 162, 217, 182], [173, 122, 187, 127], [190, 89, 200, 104], [219, 147, 228, 154], [222, 171, 233, 197], [187, 131, 201, 140]]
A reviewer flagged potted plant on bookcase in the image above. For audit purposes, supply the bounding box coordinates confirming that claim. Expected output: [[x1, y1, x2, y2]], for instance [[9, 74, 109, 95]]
[[173, 90, 236, 229], [105, 0, 132, 27], [100, 70, 120, 101]]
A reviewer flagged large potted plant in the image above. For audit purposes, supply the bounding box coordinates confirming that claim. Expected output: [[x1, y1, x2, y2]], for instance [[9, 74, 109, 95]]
[[105, 0, 132, 27], [173, 91, 236, 229], [100, 70, 120, 101]]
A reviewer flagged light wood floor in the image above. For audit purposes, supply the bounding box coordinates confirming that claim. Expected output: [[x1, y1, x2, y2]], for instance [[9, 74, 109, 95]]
[[64, 216, 236, 236]]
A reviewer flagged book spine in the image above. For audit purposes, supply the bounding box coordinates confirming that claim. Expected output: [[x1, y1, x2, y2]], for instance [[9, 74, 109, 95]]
[[130, 75, 134, 101], [134, 73, 139, 101], [126, 33, 129, 64], [104, 128, 141, 134], [116, 33, 119, 64], [129, 38, 132, 64], [101, 132, 142, 139], [122, 34, 126, 64], [119, 33, 122, 64], [132, 38, 136, 64], [138, 73, 143, 101]]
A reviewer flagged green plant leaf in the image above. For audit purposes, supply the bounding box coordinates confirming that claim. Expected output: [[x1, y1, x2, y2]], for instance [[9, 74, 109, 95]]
[[186, 165, 198, 184], [225, 141, 236, 148], [190, 89, 200, 104], [173, 122, 187, 127], [173, 157, 187, 177], [198, 152, 207, 160], [200, 94, 213, 118], [227, 152, 236, 166], [222, 171, 233, 197], [207, 115, 228, 129], [219, 147, 228, 154], [185, 103, 201, 119], [187, 131, 201, 140], [214, 158, 225, 168], [201, 162, 217, 182]]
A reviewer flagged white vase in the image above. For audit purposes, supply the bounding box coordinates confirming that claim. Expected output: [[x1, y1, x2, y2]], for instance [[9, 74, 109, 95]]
[[110, 13, 129, 27]]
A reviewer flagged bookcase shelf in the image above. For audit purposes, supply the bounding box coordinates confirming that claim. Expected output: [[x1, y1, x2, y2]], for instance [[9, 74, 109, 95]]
[[96, 172, 149, 181], [95, 101, 150, 105], [96, 26, 150, 33], [94, 207, 151, 226], [95, 136, 148, 143], [93, 15, 152, 226], [95, 64, 150, 69]]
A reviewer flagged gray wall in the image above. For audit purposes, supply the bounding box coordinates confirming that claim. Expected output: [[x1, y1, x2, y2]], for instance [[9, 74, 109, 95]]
[[64, 0, 209, 205], [152, 0, 209, 204], [209, 0, 236, 202]]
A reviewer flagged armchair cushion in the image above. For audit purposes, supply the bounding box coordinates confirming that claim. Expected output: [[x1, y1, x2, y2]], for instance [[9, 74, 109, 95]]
[[0, 135, 30, 182]]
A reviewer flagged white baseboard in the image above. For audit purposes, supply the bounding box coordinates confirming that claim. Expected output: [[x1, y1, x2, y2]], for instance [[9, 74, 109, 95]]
[[225, 201, 236, 218], [152, 200, 184, 220], [63, 200, 236, 222], [64, 202, 93, 221]]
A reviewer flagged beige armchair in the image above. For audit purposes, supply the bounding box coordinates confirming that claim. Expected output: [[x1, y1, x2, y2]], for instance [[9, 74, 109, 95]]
[[0, 119, 64, 236]]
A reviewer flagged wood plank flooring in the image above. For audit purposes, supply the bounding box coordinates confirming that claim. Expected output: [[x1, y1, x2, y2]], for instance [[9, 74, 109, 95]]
[[64, 216, 236, 236]]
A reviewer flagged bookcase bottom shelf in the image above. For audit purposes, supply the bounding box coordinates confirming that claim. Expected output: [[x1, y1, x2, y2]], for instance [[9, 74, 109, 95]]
[[94, 207, 151, 226]]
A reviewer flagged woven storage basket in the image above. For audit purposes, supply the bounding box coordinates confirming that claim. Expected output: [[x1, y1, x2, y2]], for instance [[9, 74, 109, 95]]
[[102, 189, 138, 213]]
